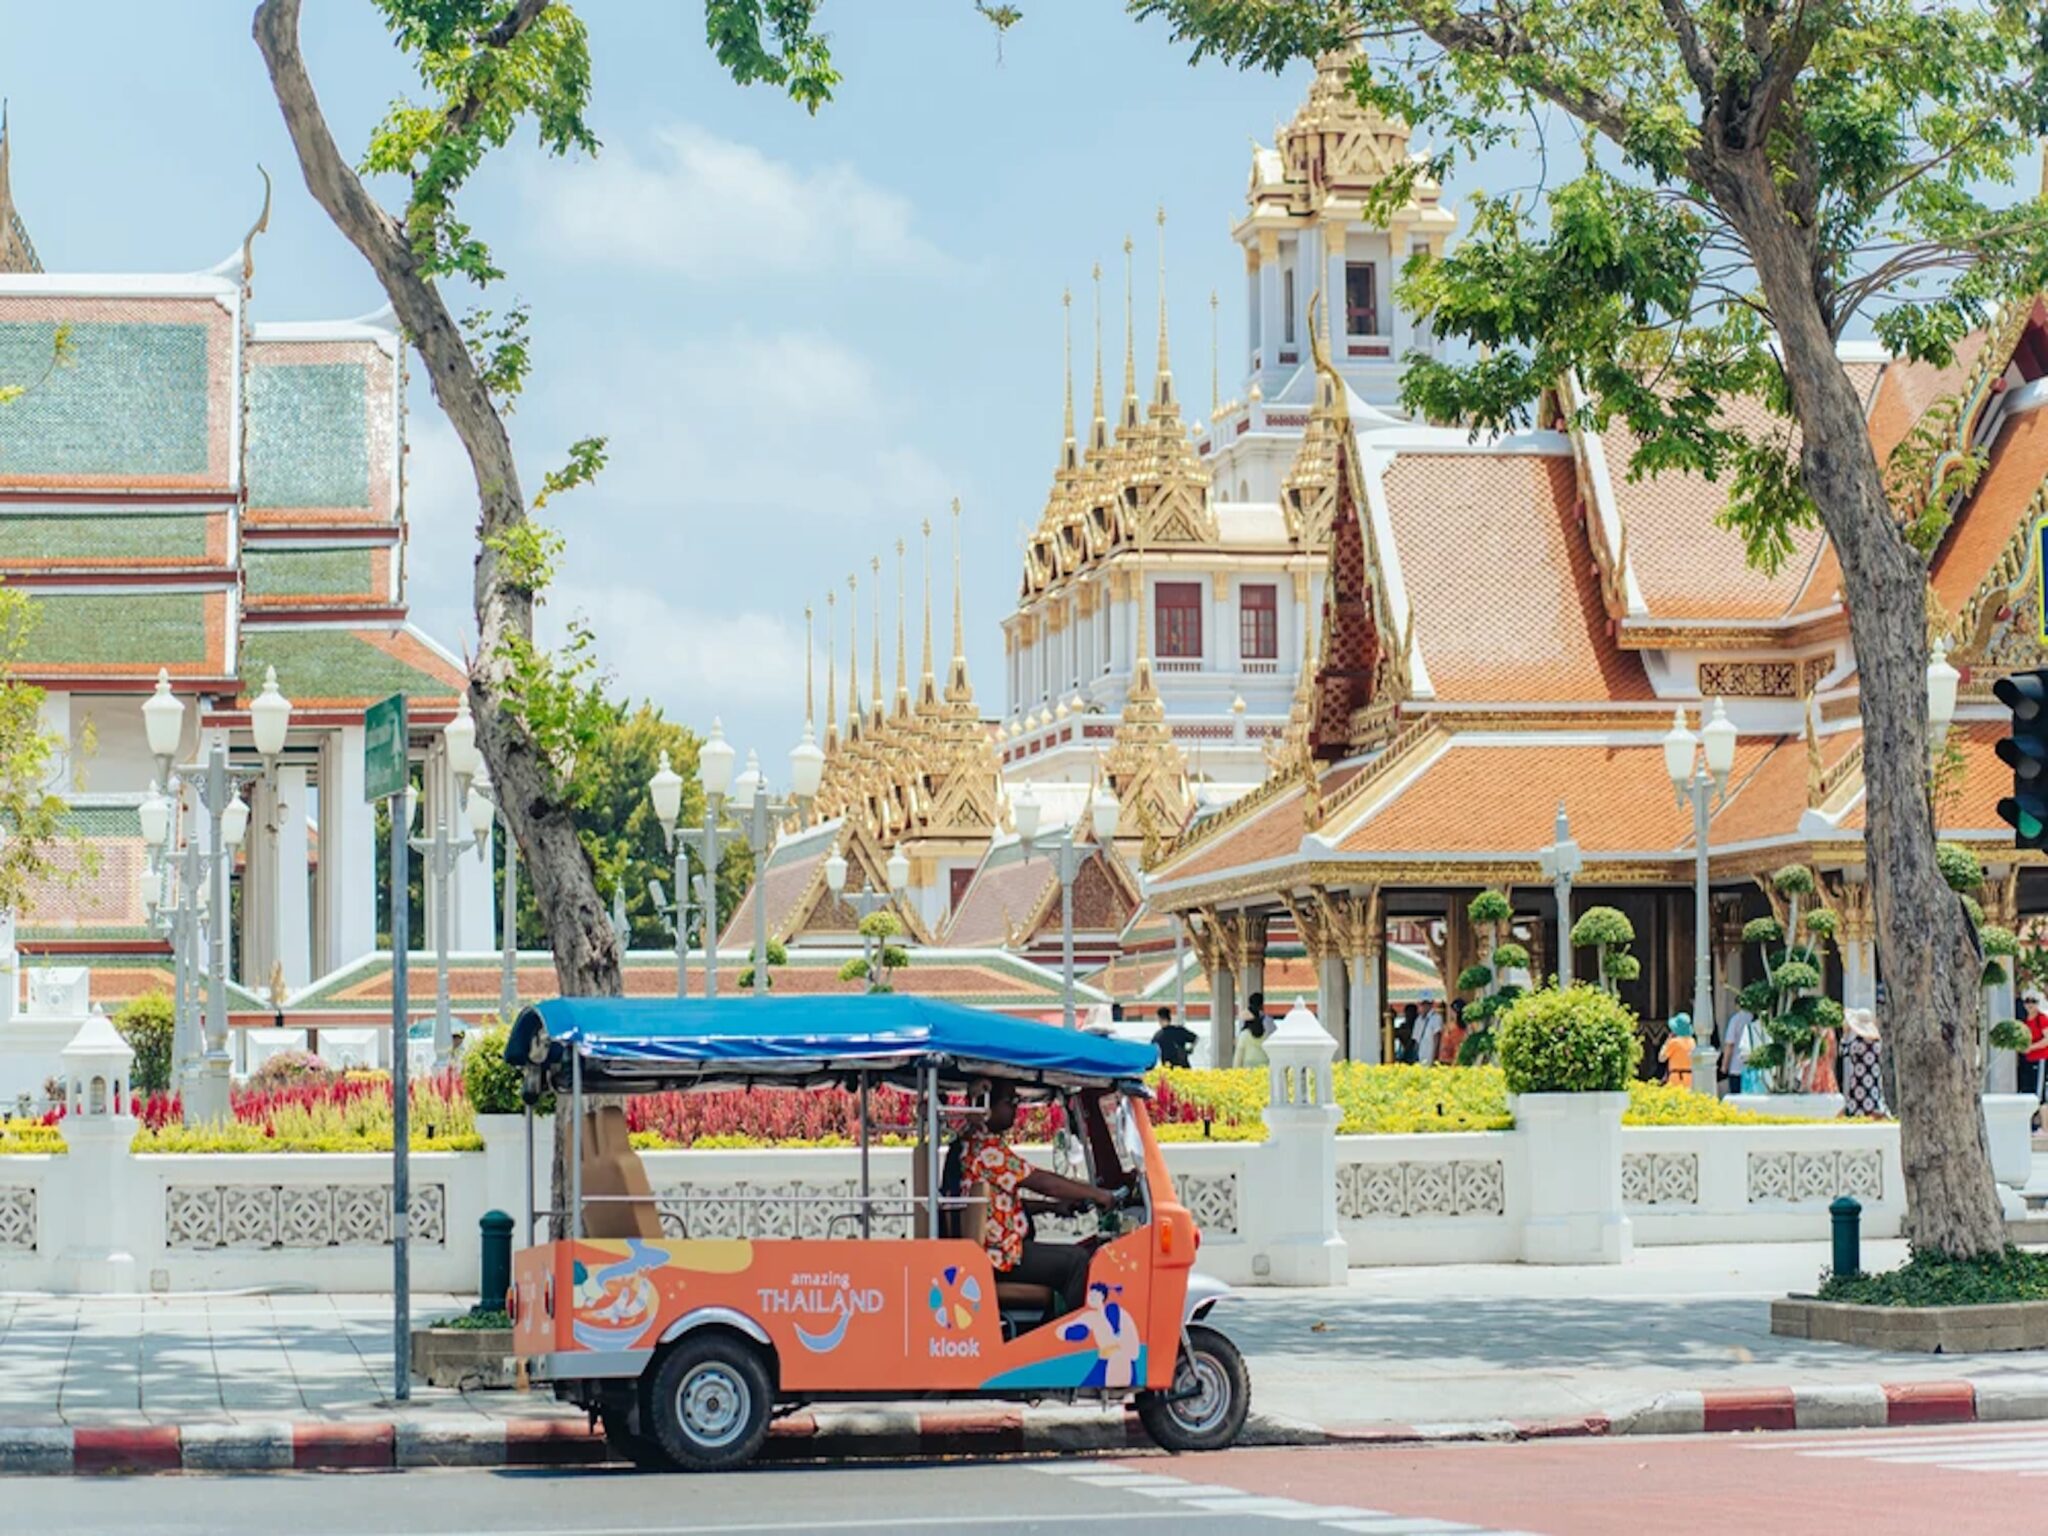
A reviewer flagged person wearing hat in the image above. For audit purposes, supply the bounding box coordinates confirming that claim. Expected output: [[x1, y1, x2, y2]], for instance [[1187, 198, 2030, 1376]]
[[1659, 1014, 1696, 1090]]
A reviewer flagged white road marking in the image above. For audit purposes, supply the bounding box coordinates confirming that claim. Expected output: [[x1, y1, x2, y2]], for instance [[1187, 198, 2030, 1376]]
[[1024, 1459, 1536, 1534]]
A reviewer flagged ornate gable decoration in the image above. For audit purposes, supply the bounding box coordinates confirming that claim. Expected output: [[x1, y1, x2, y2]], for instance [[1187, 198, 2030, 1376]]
[[1279, 53, 1413, 205]]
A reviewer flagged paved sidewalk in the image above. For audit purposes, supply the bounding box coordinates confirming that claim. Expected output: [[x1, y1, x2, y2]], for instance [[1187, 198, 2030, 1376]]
[[3, 1241, 2047, 1443]]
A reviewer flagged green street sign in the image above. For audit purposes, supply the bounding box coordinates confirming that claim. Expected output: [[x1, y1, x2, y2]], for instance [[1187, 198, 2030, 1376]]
[[364, 693, 408, 803]]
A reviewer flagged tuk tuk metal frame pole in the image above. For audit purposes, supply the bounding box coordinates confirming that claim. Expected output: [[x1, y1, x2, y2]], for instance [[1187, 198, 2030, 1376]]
[[523, 1103, 536, 1246], [924, 1065, 941, 1237], [570, 1049, 584, 1240], [857, 1072, 872, 1239]]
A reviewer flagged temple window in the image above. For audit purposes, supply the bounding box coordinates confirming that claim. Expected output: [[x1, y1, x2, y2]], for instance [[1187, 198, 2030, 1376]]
[[1239, 584, 1278, 660], [1283, 267, 1296, 345], [1346, 262, 1378, 336], [1155, 581, 1204, 659]]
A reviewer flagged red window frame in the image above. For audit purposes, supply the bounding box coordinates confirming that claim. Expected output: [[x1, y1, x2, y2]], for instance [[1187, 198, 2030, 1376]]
[[1154, 581, 1204, 659], [1346, 262, 1378, 336], [1239, 584, 1278, 660]]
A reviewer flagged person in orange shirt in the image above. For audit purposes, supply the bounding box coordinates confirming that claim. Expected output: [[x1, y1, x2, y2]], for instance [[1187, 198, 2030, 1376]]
[[1658, 1014, 1696, 1089], [1438, 1000, 1469, 1066]]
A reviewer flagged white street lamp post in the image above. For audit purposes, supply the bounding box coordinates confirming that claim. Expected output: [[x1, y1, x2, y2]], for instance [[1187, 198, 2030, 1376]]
[[141, 674, 285, 1124], [651, 721, 742, 999], [733, 747, 808, 997], [1537, 802, 1584, 989], [1666, 698, 1738, 1094], [411, 700, 489, 1068], [1015, 784, 1116, 1030]]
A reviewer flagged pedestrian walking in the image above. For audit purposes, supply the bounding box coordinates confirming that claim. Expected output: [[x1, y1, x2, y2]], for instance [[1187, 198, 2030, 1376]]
[[1721, 1001, 1754, 1096], [1438, 999, 1468, 1066], [1413, 997, 1443, 1068], [1397, 1003, 1420, 1064], [1151, 1005, 1196, 1070], [1658, 1013, 1696, 1089], [1841, 1008, 1884, 1117], [1233, 992, 1270, 1070]]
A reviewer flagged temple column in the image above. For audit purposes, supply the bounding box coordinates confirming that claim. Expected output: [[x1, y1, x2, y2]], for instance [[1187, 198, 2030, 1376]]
[[1317, 953, 1347, 1046], [1257, 228, 1281, 375], [240, 774, 278, 993], [1244, 912, 1269, 1008], [1344, 889, 1384, 1064], [1245, 242, 1261, 370], [1324, 218, 1346, 341], [1389, 213, 1416, 355], [1210, 962, 1237, 1069], [1212, 571, 1235, 678], [324, 725, 375, 970], [273, 764, 311, 991]]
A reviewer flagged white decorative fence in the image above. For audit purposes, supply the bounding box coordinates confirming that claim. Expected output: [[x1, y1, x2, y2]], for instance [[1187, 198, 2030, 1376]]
[[0, 1110, 1936, 1293]]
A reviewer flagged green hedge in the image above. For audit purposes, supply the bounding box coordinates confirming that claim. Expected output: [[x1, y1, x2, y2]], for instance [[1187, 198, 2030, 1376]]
[[1495, 984, 1641, 1094]]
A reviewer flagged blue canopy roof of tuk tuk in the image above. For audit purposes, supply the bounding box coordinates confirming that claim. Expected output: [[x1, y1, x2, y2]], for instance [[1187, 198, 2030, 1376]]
[[507, 995, 1158, 1087]]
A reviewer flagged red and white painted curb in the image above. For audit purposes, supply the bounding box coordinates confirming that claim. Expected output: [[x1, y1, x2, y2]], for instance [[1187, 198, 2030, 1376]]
[[1313, 1376, 2048, 1446], [8, 1380, 2048, 1473]]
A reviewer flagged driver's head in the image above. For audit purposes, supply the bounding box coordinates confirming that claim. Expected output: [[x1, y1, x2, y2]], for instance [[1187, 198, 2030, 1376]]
[[986, 1080, 1019, 1133]]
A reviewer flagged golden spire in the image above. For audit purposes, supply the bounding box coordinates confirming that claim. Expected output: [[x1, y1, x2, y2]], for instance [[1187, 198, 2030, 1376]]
[[918, 516, 940, 713], [1120, 234, 1140, 434], [1089, 261, 1109, 455], [847, 571, 863, 742], [1153, 206, 1174, 410], [824, 591, 839, 755], [1210, 289, 1220, 416], [946, 496, 974, 707], [870, 553, 884, 730], [894, 538, 910, 719], [1060, 287, 1079, 472]]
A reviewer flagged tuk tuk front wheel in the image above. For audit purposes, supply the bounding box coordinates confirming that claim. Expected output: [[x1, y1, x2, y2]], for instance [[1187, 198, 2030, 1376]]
[[1137, 1323, 1249, 1453], [644, 1333, 774, 1472]]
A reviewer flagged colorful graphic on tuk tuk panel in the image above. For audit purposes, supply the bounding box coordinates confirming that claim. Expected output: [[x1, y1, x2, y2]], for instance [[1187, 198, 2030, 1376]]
[[974, 1234, 1158, 1392], [929, 1266, 982, 1330]]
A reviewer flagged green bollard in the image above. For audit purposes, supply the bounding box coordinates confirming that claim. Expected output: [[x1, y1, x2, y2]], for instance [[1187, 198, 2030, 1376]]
[[1830, 1195, 1862, 1279], [477, 1209, 514, 1318]]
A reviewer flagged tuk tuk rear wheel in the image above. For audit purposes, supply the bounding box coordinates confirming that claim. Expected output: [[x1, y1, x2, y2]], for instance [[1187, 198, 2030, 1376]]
[[645, 1333, 773, 1472], [1137, 1323, 1249, 1453]]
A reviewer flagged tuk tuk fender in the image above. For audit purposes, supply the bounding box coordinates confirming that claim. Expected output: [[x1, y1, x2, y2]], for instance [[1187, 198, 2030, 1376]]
[[1182, 1272, 1230, 1325], [656, 1306, 774, 1353]]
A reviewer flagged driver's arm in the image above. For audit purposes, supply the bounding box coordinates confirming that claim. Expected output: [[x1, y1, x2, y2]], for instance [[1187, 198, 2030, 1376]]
[[1022, 1167, 1116, 1209]]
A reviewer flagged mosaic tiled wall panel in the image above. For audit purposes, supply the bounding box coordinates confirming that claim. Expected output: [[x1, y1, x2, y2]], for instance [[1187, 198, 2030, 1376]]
[[238, 629, 455, 707], [244, 547, 377, 599], [0, 317, 221, 482], [0, 510, 215, 567], [247, 362, 371, 512], [21, 592, 212, 667]]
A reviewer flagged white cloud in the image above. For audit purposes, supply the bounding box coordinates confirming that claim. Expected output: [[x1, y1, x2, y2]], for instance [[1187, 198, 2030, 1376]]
[[533, 125, 947, 279], [545, 583, 808, 728]]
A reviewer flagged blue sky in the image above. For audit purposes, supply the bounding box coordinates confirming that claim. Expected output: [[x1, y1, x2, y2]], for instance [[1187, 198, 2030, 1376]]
[[1, 3, 1479, 767]]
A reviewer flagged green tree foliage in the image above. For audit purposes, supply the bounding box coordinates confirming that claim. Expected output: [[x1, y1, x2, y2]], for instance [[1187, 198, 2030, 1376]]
[[461, 1020, 551, 1115], [114, 992, 175, 1095], [1744, 864, 1842, 1091], [1570, 906, 1637, 997]]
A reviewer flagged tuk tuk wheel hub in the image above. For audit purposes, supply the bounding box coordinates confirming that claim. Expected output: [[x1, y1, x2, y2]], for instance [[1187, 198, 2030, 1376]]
[[677, 1363, 750, 1447], [1168, 1354, 1228, 1435]]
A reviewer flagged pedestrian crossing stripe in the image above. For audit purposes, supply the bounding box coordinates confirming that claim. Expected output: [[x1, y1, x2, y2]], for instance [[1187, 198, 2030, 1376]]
[[1747, 1426, 2048, 1477]]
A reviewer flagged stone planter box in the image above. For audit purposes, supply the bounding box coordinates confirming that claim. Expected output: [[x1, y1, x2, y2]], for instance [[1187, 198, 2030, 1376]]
[[410, 1327, 517, 1389], [1728, 1093, 1844, 1121], [1982, 1093, 2038, 1189], [1512, 1091, 1630, 1265], [1771, 1295, 2048, 1353]]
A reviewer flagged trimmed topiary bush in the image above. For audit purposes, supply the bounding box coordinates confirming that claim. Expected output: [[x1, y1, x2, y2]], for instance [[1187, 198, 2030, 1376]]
[[1937, 841, 1985, 894], [1495, 984, 1641, 1095], [114, 992, 176, 1095], [462, 1022, 550, 1116]]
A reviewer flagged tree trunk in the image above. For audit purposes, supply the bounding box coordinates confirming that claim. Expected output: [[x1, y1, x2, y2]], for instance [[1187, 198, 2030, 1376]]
[[253, 0, 621, 1231], [1722, 159, 2006, 1257]]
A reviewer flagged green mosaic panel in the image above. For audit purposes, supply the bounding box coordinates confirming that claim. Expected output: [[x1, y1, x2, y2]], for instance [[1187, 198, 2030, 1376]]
[[240, 629, 451, 703], [0, 322, 212, 476], [22, 593, 208, 665], [0, 512, 209, 563], [244, 547, 375, 598], [59, 806, 144, 837], [247, 363, 370, 510]]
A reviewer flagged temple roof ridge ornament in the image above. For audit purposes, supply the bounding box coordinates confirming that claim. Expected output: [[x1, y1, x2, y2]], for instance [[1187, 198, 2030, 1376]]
[[0, 102, 41, 276]]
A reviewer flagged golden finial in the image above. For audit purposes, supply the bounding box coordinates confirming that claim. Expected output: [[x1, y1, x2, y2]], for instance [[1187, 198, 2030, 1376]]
[[1209, 289, 1220, 416], [870, 553, 883, 726], [947, 496, 974, 706], [1154, 205, 1174, 409], [1060, 287, 1076, 462], [1121, 234, 1139, 431], [848, 571, 862, 727], [1090, 260, 1109, 454], [919, 516, 938, 711], [894, 538, 909, 717], [825, 590, 838, 753]]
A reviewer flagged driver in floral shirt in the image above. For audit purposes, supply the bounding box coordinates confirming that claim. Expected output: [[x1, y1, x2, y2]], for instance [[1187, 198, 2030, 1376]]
[[956, 1081, 1121, 1315]]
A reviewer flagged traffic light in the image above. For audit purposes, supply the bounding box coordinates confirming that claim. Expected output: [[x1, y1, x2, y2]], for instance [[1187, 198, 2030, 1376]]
[[1994, 667, 2048, 848]]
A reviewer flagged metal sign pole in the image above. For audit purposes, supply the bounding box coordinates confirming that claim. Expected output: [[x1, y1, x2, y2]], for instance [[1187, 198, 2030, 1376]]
[[366, 693, 412, 1404]]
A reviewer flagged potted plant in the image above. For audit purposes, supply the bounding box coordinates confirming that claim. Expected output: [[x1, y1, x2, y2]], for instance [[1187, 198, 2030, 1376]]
[[1497, 983, 1639, 1264]]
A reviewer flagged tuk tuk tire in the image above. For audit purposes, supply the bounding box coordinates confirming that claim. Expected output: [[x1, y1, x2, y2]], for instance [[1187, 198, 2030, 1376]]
[[644, 1332, 775, 1472], [1136, 1324, 1250, 1454]]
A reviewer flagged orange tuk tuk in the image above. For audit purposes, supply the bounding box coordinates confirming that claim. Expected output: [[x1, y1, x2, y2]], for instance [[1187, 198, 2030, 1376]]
[[502, 995, 1248, 1470]]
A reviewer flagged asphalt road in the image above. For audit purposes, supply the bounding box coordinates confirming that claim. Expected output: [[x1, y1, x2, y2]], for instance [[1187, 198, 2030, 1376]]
[[23, 1426, 2048, 1536]]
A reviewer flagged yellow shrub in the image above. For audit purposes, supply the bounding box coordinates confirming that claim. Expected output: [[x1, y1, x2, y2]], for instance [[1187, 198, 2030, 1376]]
[[0, 1119, 65, 1155]]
